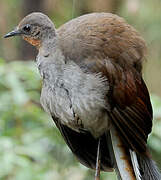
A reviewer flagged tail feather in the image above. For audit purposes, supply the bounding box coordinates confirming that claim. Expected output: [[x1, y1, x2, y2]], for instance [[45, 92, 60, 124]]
[[129, 150, 141, 180], [110, 125, 161, 180], [110, 125, 136, 179], [138, 155, 161, 180]]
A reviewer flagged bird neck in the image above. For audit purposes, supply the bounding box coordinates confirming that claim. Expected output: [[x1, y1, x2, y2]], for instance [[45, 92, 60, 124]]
[[38, 34, 65, 66], [39, 35, 59, 57]]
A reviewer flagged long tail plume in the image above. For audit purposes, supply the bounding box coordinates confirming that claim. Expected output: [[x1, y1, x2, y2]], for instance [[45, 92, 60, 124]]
[[109, 125, 161, 180]]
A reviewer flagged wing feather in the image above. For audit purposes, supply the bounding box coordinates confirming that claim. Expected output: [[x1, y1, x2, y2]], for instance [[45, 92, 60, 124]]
[[52, 116, 113, 171]]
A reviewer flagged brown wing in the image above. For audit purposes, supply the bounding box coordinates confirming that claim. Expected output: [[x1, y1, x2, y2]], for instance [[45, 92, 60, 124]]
[[99, 59, 152, 153]]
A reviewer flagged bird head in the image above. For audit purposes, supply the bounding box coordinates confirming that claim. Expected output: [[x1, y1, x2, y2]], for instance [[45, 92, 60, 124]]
[[4, 12, 56, 48]]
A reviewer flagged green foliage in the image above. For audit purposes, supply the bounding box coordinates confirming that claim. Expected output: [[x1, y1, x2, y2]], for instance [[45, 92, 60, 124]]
[[148, 95, 161, 168]]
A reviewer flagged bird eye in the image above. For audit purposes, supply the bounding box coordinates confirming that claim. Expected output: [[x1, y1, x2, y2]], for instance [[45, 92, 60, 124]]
[[23, 24, 31, 33]]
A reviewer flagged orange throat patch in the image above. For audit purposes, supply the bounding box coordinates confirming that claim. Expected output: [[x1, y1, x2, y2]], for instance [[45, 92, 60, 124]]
[[23, 37, 41, 48]]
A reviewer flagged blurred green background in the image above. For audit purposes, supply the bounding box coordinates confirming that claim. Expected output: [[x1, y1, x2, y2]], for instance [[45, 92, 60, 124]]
[[0, 0, 161, 179]]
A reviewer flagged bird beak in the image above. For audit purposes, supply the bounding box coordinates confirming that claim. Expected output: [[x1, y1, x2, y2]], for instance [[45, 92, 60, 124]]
[[4, 28, 22, 38]]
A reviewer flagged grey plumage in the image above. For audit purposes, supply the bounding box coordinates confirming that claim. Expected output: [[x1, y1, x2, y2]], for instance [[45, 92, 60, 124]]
[[37, 47, 110, 138], [138, 155, 161, 180]]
